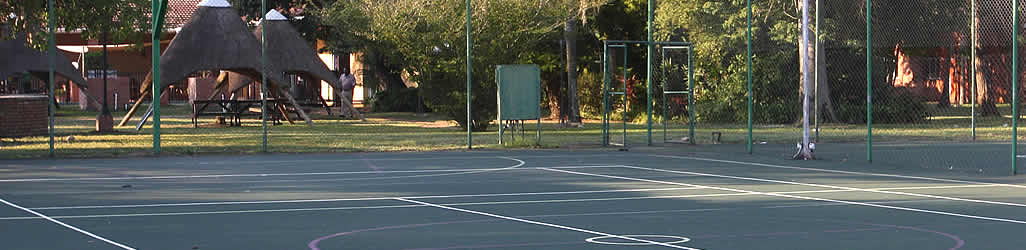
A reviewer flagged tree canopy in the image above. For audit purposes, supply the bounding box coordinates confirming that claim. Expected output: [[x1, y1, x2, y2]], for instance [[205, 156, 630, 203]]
[[2, 0, 150, 48]]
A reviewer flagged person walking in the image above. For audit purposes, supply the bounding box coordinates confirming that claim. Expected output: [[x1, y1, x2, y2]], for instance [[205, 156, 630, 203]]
[[339, 69, 357, 118]]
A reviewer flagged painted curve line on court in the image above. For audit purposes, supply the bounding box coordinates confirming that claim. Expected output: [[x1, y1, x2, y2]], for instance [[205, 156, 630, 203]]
[[681, 215, 964, 250], [0, 156, 526, 183], [359, 154, 383, 172], [306, 211, 964, 249], [394, 197, 702, 250]]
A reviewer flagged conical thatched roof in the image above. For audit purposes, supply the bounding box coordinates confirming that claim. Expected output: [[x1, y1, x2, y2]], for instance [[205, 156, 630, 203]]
[[254, 9, 338, 87], [152, 0, 285, 88], [0, 35, 89, 89], [120, 0, 314, 127], [253, 9, 364, 121]]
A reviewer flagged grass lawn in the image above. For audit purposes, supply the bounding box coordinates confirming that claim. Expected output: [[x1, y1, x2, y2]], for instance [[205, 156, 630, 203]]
[[0, 102, 1020, 159]]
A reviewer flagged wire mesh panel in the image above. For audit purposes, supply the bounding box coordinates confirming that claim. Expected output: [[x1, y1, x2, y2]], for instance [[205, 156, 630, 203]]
[[654, 45, 695, 145], [1014, 0, 1025, 175], [863, 0, 1016, 173], [603, 42, 631, 148], [806, 1, 871, 161]]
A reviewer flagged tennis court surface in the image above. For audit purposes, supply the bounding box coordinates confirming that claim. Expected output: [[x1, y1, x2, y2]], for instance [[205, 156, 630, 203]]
[[2, 149, 1025, 249]]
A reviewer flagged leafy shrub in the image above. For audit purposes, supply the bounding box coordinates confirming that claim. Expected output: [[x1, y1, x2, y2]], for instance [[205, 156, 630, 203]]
[[370, 88, 428, 112], [828, 47, 929, 123]]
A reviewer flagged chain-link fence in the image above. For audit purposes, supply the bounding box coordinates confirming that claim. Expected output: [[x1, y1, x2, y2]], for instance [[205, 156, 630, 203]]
[[6, 0, 1023, 176], [634, 0, 1024, 175], [809, 0, 1020, 174]]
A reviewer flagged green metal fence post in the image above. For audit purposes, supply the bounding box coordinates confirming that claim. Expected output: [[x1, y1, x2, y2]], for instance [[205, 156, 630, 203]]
[[971, 0, 977, 141], [261, 0, 268, 153], [466, 0, 473, 150], [688, 45, 695, 144], [152, 0, 168, 155], [746, 0, 754, 154], [1013, 0, 1019, 174], [661, 48, 666, 142], [866, 0, 873, 163], [646, 0, 654, 146], [47, 0, 55, 158], [603, 41, 609, 146], [623, 46, 628, 147], [814, 0, 820, 143]]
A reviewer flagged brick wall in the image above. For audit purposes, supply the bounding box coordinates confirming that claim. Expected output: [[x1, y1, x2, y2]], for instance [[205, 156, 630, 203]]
[[0, 95, 49, 138]]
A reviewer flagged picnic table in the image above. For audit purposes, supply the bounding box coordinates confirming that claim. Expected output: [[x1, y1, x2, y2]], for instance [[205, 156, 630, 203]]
[[191, 99, 286, 127]]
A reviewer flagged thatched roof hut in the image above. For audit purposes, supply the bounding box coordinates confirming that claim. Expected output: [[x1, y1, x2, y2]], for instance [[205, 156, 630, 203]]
[[1, 35, 97, 104], [255, 10, 336, 88], [255, 9, 364, 120], [120, 0, 311, 126], [151, 0, 281, 88]]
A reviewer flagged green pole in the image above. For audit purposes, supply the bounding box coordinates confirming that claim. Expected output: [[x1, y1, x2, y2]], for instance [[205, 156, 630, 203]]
[[152, 0, 167, 154], [814, 0, 820, 143], [866, 0, 873, 162], [1012, 0, 1019, 175], [47, 0, 55, 158], [623, 46, 628, 147], [602, 41, 609, 146], [688, 45, 695, 144], [746, 0, 754, 153], [646, 0, 654, 146], [971, 0, 976, 141], [466, 0, 473, 149], [261, 0, 268, 153], [661, 48, 667, 143]]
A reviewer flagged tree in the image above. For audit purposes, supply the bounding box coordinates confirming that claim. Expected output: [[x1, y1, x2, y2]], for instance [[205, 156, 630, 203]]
[[1, 0, 149, 48], [562, 0, 606, 125], [319, 0, 584, 131], [654, 0, 802, 123]]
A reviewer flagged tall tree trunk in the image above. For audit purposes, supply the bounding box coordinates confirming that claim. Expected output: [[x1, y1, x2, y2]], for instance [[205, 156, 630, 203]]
[[815, 37, 839, 122], [565, 17, 582, 124], [544, 74, 563, 120], [938, 49, 951, 108], [978, 54, 1000, 116]]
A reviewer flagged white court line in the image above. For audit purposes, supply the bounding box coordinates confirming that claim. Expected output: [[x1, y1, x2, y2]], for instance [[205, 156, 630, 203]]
[[0, 195, 958, 221], [0, 163, 619, 183], [13, 153, 617, 168], [31, 186, 706, 210], [0, 198, 135, 249], [0, 169, 482, 183], [542, 168, 1026, 225], [0, 156, 521, 183], [650, 154, 1026, 189], [622, 165, 1026, 208], [9, 185, 992, 221], [1, 204, 425, 220], [299, 155, 528, 184], [395, 198, 701, 250]]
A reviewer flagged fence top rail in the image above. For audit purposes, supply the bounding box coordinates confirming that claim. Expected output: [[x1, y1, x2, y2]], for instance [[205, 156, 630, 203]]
[[604, 40, 693, 46]]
